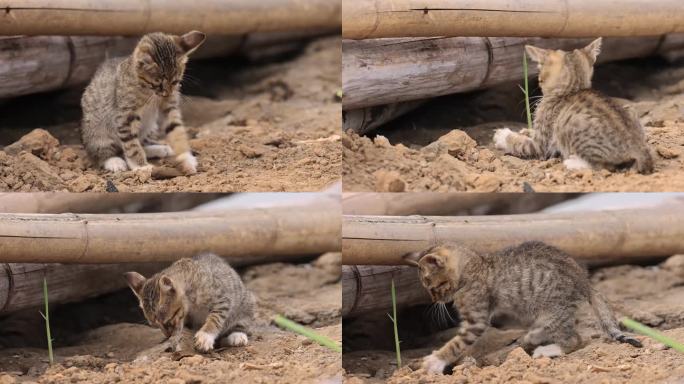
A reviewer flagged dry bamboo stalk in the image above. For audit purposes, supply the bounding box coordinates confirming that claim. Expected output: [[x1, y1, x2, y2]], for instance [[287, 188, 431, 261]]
[[343, 0, 684, 40], [0, 262, 166, 315], [342, 193, 576, 216], [342, 265, 428, 317], [342, 206, 684, 265], [0, 0, 341, 36], [0, 30, 330, 99], [0, 201, 340, 263], [342, 35, 684, 109]]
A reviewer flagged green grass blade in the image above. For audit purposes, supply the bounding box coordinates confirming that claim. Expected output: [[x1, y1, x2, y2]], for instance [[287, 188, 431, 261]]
[[621, 318, 684, 353], [43, 278, 54, 365], [391, 279, 401, 367], [523, 50, 533, 130], [273, 315, 341, 353]]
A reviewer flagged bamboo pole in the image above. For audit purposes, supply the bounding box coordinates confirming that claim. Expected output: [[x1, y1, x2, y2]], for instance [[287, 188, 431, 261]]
[[342, 206, 684, 265], [342, 0, 684, 40], [342, 265, 428, 317], [0, 201, 341, 263], [0, 30, 329, 99], [0, 0, 340, 36], [0, 193, 220, 213], [342, 193, 576, 216], [0, 262, 166, 315], [342, 35, 684, 109]]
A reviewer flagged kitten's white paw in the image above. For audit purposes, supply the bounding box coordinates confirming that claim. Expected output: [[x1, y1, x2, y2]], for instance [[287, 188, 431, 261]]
[[225, 332, 249, 347], [422, 353, 447, 375], [103, 157, 128, 172], [193, 330, 216, 352], [493, 128, 513, 150], [532, 344, 564, 358], [563, 155, 591, 171], [144, 144, 175, 159], [177, 152, 198, 175]]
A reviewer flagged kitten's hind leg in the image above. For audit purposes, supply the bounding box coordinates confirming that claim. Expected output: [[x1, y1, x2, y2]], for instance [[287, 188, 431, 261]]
[[563, 155, 592, 171], [493, 128, 543, 158]]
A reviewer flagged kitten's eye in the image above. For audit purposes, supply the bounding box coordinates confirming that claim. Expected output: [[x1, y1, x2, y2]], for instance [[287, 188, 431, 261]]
[[171, 80, 180, 86]]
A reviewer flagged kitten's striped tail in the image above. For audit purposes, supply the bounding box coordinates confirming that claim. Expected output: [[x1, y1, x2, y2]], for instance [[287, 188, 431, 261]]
[[589, 289, 642, 347]]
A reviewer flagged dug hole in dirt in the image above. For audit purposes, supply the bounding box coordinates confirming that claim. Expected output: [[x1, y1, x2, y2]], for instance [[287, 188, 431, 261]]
[[0, 253, 342, 384], [0, 36, 341, 192], [343, 254, 684, 384], [342, 56, 684, 192]]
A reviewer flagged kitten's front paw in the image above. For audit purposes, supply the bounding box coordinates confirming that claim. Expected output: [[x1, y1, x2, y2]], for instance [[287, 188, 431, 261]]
[[176, 152, 198, 175], [103, 157, 128, 172], [532, 344, 564, 358], [225, 332, 249, 347], [193, 330, 216, 353], [493, 128, 513, 150], [422, 353, 447, 375]]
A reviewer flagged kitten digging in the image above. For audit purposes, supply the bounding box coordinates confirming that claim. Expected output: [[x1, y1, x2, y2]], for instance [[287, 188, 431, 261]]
[[125, 253, 255, 352], [405, 241, 641, 375], [81, 31, 205, 175], [493, 38, 653, 174]]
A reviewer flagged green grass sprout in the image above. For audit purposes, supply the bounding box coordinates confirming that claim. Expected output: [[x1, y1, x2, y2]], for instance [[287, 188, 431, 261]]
[[274, 314, 341, 352], [39, 278, 54, 364], [387, 279, 402, 367], [521, 50, 533, 130], [621, 317, 684, 353]]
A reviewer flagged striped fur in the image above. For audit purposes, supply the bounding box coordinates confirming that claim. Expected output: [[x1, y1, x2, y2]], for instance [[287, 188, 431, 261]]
[[494, 38, 654, 174], [80, 31, 205, 175], [124, 253, 255, 352], [405, 241, 641, 374]]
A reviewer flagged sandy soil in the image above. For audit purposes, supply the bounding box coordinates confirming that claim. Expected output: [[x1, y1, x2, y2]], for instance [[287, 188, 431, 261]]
[[0, 36, 341, 192], [343, 254, 684, 383], [0, 253, 342, 384], [343, 57, 684, 192]]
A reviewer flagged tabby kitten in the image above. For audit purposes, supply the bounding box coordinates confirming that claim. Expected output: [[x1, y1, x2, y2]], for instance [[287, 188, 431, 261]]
[[404, 241, 640, 375], [493, 38, 654, 174], [81, 31, 205, 174], [124, 253, 255, 352]]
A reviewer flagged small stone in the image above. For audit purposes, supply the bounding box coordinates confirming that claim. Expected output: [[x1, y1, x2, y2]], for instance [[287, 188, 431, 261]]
[[433, 129, 477, 160], [656, 145, 679, 159], [239, 144, 264, 159], [373, 170, 405, 192], [505, 347, 532, 364], [18, 152, 64, 190], [181, 354, 204, 365], [105, 352, 115, 358], [4, 128, 59, 159], [0, 374, 17, 384], [661, 254, 684, 275], [373, 135, 391, 148]]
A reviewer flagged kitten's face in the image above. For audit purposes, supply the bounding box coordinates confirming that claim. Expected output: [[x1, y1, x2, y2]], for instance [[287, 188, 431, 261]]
[[124, 272, 186, 338], [525, 38, 602, 96], [405, 246, 461, 303], [133, 31, 206, 97]]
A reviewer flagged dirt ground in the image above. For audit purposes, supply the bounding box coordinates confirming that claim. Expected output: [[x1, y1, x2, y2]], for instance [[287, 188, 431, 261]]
[[342, 57, 684, 192], [0, 36, 341, 192], [0, 253, 342, 384], [343, 254, 684, 383]]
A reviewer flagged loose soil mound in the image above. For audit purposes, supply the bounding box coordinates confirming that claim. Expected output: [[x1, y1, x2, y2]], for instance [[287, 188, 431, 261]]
[[0, 37, 341, 192], [0, 253, 342, 384], [343, 57, 684, 192]]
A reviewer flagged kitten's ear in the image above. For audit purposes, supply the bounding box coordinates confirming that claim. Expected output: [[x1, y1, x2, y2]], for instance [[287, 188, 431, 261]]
[[159, 275, 176, 294], [124, 272, 146, 298], [422, 254, 444, 268], [136, 53, 155, 69], [402, 251, 423, 267], [525, 45, 549, 64], [176, 31, 206, 56], [582, 37, 602, 63]]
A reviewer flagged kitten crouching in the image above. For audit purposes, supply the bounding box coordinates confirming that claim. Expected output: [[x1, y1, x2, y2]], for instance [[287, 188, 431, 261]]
[[124, 253, 255, 353]]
